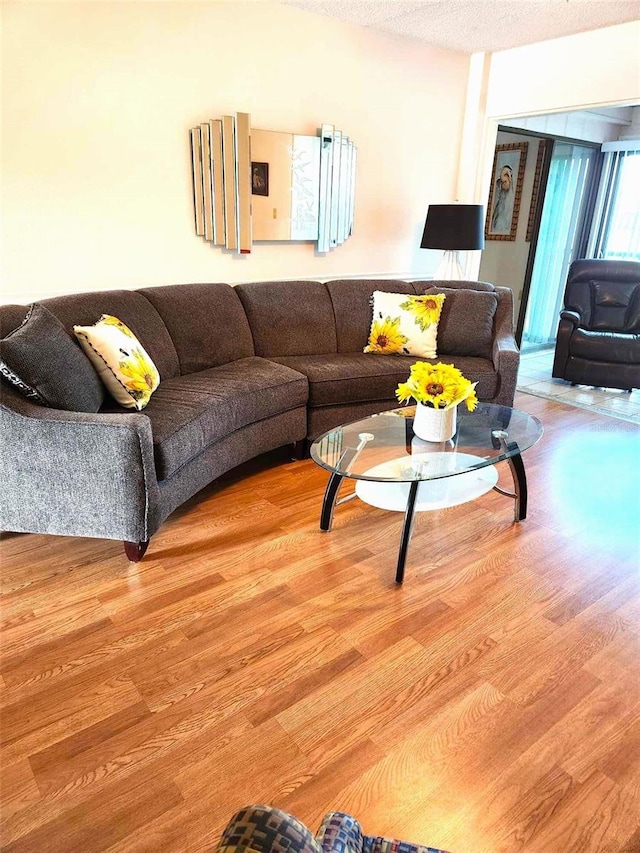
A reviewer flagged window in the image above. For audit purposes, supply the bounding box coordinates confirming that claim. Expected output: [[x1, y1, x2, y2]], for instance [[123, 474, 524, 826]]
[[589, 142, 640, 262]]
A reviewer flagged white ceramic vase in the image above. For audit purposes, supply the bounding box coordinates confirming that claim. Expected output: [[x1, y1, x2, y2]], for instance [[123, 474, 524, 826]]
[[413, 402, 457, 442]]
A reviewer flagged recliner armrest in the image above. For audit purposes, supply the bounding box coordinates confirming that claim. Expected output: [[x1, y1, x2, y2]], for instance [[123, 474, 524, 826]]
[[552, 314, 579, 380], [559, 309, 581, 328]]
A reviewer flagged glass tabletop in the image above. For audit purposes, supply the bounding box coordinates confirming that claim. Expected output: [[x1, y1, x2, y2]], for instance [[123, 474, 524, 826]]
[[310, 404, 543, 483]]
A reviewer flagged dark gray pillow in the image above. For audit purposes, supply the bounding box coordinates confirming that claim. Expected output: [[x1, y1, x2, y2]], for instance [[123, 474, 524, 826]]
[[423, 286, 498, 359], [0, 303, 104, 412]]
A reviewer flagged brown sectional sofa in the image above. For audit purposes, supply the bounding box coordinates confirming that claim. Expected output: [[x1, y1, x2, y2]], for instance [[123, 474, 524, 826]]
[[0, 278, 519, 560]]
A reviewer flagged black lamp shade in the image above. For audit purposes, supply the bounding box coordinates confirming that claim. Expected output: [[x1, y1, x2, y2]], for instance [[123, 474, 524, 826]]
[[420, 204, 485, 251]]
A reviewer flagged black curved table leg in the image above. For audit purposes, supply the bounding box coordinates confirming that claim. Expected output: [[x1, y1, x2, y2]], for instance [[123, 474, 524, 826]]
[[506, 451, 527, 521], [320, 472, 344, 531], [396, 480, 420, 585]]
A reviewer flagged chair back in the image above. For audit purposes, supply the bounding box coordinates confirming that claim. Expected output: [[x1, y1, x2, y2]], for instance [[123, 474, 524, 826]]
[[564, 259, 640, 332]]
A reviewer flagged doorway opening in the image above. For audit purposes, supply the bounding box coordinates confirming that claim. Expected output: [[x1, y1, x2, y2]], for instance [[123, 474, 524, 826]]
[[479, 106, 639, 357]]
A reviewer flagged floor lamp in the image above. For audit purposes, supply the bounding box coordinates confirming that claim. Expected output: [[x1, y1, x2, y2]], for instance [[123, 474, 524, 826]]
[[420, 204, 485, 279]]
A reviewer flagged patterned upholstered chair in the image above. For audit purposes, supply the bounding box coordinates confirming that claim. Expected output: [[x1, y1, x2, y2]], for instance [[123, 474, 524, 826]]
[[215, 804, 449, 853]]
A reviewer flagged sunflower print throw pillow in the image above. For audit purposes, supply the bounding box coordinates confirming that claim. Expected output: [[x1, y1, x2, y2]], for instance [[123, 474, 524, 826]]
[[74, 315, 160, 410], [364, 291, 446, 358]]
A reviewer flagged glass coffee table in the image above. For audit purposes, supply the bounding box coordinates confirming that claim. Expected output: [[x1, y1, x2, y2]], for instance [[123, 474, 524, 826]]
[[310, 403, 543, 584]]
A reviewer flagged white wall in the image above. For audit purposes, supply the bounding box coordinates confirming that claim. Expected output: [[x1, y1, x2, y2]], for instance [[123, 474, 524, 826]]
[[619, 105, 640, 139], [486, 22, 640, 120], [1, 1, 470, 304]]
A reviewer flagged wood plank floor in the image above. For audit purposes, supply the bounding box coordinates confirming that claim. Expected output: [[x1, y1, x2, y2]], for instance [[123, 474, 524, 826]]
[[1, 391, 639, 853]]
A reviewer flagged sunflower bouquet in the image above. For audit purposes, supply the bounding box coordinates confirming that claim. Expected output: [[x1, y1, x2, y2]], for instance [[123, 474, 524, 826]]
[[396, 361, 478, 411]]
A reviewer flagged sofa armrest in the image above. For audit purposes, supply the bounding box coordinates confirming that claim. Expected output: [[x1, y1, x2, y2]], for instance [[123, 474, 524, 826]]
[[491, 287, 520, 406], [0, 389, 160, 543]]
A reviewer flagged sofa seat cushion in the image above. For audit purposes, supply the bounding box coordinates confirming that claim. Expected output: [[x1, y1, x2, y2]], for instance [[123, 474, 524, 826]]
[[270, 353, 498, 407], [571, 328, 640, 364], [138, 357, 308, 480]]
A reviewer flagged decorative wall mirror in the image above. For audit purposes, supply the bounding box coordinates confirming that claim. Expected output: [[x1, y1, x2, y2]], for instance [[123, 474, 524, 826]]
[[189, 113, 356, 253], [250, 129, 321, 241]]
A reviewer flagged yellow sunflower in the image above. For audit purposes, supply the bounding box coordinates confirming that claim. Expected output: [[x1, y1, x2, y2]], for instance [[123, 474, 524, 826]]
[[119, 347, 159, 398], [396, 379, 419, 404], [364, 315, 408, 354], [399, 293, 445, 331], [396, 361, 478, 410], [462, 383, 478, 412], [417, 366, 458, 409]]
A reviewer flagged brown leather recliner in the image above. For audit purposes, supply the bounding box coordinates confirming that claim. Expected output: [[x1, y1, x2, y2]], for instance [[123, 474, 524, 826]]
[[552, 258, 640, 391]]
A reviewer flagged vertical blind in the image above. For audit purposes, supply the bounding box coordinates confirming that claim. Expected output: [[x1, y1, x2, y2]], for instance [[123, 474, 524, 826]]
[[523, 143, 597, 347]]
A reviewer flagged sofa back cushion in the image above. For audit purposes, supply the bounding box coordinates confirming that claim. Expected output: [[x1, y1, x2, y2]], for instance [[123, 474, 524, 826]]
[[38, 290, 180, 380], [326, 279, 415, 353], [412, 278, 496, 293], [139, 283, 254, 373], [412, 283, 498, 358], [236, 281, 337, 357]]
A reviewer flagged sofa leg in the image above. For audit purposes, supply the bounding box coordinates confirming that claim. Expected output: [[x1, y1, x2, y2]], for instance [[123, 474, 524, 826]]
[[124, 540, 149, 562], [291, 440, 308, 460]]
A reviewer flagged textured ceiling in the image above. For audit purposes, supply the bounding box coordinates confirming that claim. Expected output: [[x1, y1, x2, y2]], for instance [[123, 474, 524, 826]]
[[277, 0, 640, 53]]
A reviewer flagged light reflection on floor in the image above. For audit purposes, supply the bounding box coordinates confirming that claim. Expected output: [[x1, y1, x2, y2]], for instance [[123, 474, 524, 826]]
[[539, 426, 640, 551]]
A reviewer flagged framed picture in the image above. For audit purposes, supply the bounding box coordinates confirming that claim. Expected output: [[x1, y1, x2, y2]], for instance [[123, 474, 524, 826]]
[[251, 161, 269, 196], [485, 142, 528, 241], [526, 139, 548, 242]]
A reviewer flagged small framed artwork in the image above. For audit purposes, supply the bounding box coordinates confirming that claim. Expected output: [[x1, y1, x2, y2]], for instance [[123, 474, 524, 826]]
[[485, 142, 528, 241], [251, 161, 269, 196], [526, 139, 548, 242]]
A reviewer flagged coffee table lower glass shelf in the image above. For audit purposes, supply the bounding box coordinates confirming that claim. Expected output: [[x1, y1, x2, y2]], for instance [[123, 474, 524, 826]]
[[355, 452, 499, 511], [310, 404, 543, 583]]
